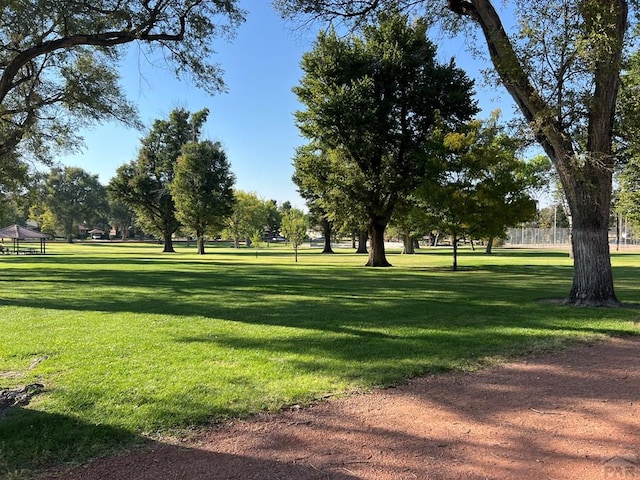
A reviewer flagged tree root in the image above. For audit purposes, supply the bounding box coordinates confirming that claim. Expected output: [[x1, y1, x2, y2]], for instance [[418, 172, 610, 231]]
[[0, 383, 44, 415]]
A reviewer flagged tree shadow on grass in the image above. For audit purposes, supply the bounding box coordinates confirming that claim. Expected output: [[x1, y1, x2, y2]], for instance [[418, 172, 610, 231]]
[[0, 406, 139, 476], [1, 407, 359, 480], [1, 256, 639, 477], [35, 338, 640, 480]]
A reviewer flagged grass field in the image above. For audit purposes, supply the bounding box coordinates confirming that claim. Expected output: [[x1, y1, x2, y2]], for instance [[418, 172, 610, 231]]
[[1, 242, 639, 477]]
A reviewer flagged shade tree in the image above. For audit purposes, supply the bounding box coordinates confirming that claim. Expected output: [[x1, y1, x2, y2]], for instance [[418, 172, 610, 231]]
[[171, 140, 236, 254], [109, 108, 208, 252], [418, 116, 540, 269], [278, 0, 629, 305], [293, 11, 477, 267], [31, 167, 108, 242]]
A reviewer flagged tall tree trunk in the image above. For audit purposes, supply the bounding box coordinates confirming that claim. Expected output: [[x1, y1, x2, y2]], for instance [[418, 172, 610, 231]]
[[366, 219, 391, 267], [566, 182, 618, 306], [321, 218, 334, 254], [449, 0, 624, 306], [485, 236, 494, 254], [196, 231, 205, 255], [452, 232, 458, 272], [351, 232, 356, 249], [402, 233, 415, 254], [413, 238, 420, 250], [356, 230, 368, 254], [162, 230, 175, 253]]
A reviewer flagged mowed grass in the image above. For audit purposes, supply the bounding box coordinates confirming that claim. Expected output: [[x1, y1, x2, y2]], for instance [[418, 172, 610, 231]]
[[0, 242, 639, 475]]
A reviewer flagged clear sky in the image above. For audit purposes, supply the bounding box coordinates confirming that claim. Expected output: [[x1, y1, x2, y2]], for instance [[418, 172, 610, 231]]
[[56, 1, 513, 210]]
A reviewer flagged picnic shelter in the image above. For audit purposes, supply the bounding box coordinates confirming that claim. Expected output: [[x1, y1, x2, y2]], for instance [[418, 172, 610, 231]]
[[0, 224, 48, 254]]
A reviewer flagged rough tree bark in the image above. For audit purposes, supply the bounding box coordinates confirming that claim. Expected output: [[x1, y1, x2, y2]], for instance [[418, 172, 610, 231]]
[[162, 231, 175, 253], [356, 230, 369, 254], [448, 0, 624, 306], [320, 218, 334, 254], [366, 218, 392, 267], [402, 233, 415, 254]]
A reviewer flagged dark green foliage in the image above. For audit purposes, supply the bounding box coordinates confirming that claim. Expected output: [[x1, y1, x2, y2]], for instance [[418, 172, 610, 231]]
[[293, 11, 477, 266], [108, 108, 209, 251], [32, 167, 108, 242], [171, 140, 236, 254]]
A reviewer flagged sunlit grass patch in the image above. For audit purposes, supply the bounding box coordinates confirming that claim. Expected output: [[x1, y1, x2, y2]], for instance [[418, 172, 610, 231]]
[[0, 242, 638, 475]]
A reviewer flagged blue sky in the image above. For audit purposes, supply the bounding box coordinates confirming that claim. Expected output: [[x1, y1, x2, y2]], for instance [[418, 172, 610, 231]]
[[56, 2, 514, 210]]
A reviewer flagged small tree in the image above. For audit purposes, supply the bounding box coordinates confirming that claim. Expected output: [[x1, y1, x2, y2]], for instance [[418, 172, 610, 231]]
[[281, 208, 308, 262], [224, 191, 270, 248], [420, 116, 540, 269], [171, 141, 235, 254], [250, 229, 263, 257]]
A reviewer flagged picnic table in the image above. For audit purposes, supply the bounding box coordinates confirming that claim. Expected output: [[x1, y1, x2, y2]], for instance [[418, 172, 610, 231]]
[[0, 245, 38, 254]]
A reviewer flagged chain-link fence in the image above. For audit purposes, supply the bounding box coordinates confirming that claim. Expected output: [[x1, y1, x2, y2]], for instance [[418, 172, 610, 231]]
[[505, 228, 571, 246], [505, 227, 639, 246]]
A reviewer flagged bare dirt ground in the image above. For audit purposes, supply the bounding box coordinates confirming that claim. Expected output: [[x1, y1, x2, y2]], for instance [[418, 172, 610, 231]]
[[41, 336, 640, 480]]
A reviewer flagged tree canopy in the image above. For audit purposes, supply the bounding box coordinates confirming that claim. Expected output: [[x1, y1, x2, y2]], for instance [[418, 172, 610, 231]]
[[294, 11, 477, 266], [277, 0, 629, 306], [109, 108, 209, 252], [31, 166, 107, 242], [0, 0, 243, 198], [171, 140, 236, 254], [224, 191, 273, 248], [419, 115, 540, 268]]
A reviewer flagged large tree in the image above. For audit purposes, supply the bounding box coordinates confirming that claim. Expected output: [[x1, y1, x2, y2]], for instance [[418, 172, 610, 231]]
[[0, 1, 243, 186], [171, 140, 236, 254], [294, 11, 477, 266], [31, 166, 107, 242], [109, 108, 208, 252], [277, 0, 627, 304]]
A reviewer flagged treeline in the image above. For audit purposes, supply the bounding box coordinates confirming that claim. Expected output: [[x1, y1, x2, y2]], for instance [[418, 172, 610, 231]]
[[1, 108, 296, 255]]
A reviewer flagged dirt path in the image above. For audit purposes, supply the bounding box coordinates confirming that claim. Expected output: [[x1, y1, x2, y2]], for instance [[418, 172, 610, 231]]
[[41, 337, 640, 480]]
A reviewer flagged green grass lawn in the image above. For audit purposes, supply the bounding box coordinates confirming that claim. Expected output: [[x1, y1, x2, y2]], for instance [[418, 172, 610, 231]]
[[1, 242, 639, 476]]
